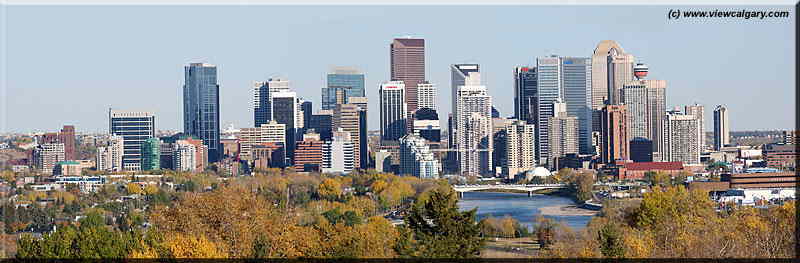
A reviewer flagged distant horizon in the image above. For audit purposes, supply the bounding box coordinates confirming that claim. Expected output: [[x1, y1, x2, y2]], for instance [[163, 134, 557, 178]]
[[3, 5, 794, 134]]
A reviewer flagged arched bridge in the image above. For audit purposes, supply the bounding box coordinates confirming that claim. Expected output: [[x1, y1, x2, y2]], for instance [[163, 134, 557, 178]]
[[452, 184, 567, 197]]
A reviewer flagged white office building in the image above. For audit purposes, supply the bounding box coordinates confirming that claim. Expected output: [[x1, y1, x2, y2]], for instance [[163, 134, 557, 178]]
[[173, 141, 197, 172], [379, 81, 408, 142], [416, 82, 437, 111], [322, 128, 355, 175]]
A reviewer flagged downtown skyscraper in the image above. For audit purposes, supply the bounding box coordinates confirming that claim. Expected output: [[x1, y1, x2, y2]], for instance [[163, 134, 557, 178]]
[[533, 56, 591, 166], [323, 67, 365, 110], [272, 91, 300, 164], [390, 37, 425, 126], [622, 79, 666, 161], [184, 63, 221, 162], [513, 66, 537, 124], [379, 81, 408, 142], [453, 70, 492, 177], [253, 78, 290, 126], [591, 40, 635, 107]]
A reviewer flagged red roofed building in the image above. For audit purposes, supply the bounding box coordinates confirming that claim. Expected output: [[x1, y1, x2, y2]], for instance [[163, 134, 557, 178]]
[[618, 161, 684, 180]]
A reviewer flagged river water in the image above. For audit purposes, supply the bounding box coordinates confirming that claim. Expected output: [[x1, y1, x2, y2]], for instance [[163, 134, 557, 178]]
[[457, 191, 594, 230]]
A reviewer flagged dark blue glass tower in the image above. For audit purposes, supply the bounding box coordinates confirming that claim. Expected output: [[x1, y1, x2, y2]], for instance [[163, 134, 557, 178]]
[[183, 63, 221, 163]]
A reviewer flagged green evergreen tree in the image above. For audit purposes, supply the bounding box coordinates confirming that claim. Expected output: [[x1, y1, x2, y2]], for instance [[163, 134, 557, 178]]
[[394, 188, 484, 258], [598, 223, 625, 258]]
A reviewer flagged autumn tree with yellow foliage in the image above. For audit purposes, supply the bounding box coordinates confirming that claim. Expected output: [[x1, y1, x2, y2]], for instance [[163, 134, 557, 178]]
[[538, 186, 796, 258]]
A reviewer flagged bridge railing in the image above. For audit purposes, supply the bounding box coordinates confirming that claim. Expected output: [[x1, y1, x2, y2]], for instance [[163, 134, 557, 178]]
[[452, 184, 566, 188]]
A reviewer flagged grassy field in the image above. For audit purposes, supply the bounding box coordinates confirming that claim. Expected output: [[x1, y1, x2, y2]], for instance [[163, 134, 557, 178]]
[[481, 237, 541, 258]]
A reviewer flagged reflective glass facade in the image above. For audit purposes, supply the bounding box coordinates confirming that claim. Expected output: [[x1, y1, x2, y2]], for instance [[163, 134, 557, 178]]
[[322, 72, 365, 110], [183, 63, 220, 162]]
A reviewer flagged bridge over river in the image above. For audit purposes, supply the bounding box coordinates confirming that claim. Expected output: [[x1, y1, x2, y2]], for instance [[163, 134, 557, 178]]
[[452, 184, 567, 197]]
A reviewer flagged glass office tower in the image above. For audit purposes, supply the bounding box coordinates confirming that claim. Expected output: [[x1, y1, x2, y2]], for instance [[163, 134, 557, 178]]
[[183, 63, 220, 163]]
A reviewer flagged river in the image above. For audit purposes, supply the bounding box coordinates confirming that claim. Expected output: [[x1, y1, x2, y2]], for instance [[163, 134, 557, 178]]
[[457, 191, 594, 230]]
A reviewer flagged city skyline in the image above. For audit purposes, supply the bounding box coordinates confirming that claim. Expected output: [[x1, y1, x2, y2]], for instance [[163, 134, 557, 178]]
[[3, 5, 794, 133]]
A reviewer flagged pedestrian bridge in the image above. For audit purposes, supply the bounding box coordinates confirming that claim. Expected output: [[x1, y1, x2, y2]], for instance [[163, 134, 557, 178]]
[[452, 184, 567, 197]]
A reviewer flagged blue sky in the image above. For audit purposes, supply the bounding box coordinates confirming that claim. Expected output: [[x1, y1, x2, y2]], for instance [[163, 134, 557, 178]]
[[2, 5, 794, 133]]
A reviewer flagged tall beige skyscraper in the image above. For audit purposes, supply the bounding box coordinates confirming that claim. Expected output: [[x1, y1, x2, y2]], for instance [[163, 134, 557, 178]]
[[684, 103, 705, 148], [504, 120, 536, 179], [713, 105, 730, 151], [591, 40, 635, 107]]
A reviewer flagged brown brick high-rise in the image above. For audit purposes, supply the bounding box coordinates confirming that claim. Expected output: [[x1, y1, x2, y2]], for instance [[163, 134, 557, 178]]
[[601, 104, 629, 163], [390, 38, 425, 132], [294, 137, 324, 172], [59, 125, 76, 160]]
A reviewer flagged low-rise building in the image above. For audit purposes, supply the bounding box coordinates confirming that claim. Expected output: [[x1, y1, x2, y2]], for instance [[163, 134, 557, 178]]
[[722, 172, 796, 189], [762, 143, 796, 170], [55, 161, 83, 176], [252, 143, 285, 171], [617, 161, 685, 180], [51, 176, 106, 193]]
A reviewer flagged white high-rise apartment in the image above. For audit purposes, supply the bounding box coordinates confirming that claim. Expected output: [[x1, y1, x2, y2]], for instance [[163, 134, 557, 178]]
[[96, 147, 110, 172], [548, 101, 579, 168], [504, 120, 536, 179], [416, 82, 437, 111], [460, 112, 492, 177], [379, 81, 408, 142], [454, 73, 493, 177], [713, 105, 730, 151], [622, 79, 666, 160], [322, 128, 355, 174], [239, 121, 286, 161], [399, 134, 440, 179], [663, 113, 700, 164], [96, 135, 123, 172], [33, 143, 65, 175], [684, 103, 705, 148]]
